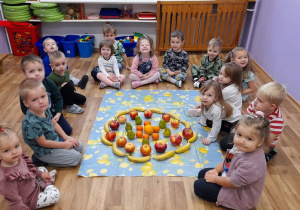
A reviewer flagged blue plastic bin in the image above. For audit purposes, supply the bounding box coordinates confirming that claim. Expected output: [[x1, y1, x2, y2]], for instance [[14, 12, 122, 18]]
[[115, 36, 136, 57], [76, 35, 95, 58], [35, 36, 64, 59], [61, 35, 80, 57]]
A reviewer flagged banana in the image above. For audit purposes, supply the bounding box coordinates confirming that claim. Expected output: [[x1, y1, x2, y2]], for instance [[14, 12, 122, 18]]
[[127, 155, 151, 163], [152, 150, 175, 161], [180, 120, 191, 128], [176, 142, 191, 154], [104, 120, 112, 132], [112, 142, 127, 157], [114, 110, 130, 119], [148, 107, 163, 114], [166, 112, 180, 120], [188, 131, 198, 143], [129, 107, 144, 112], [101, 133, 113, 146]]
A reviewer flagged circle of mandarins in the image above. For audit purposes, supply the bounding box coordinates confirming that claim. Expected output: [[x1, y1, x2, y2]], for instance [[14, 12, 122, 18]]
[[101, 107, 198, 163]]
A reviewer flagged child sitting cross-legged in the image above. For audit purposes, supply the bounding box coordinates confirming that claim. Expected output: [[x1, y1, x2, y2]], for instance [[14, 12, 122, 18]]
[[42, 37, 88, 89], [19, 78, 83, 167], [159, 29, 189, 88], [0, 125, 60, 209], [47, 50, 86, 114]]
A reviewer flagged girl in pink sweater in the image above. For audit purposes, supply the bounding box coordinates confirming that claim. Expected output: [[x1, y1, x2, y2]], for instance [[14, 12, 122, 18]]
[[0, 125, 59, 210], [129, 35, 160, 89], [194, 112, 269, 209]]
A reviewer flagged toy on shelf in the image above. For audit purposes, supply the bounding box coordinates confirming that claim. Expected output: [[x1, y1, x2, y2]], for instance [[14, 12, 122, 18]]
[[123, 6, 134, 18], [64, 4, 80, 20], [77, 35, 94, 42], [134, 32, 143, 42], [118, 36, 134, 44]]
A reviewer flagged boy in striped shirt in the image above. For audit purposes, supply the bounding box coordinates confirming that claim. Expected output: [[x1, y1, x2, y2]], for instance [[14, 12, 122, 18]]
[[247, 82, 287, 161]]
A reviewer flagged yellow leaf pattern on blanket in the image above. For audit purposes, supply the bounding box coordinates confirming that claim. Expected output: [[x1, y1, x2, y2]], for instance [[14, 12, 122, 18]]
[[115, 91, 123, 96], [100, 169, 107, 174], [144, 95, 154, 102], [163, 92, 173, 97], [194, 95, 200, 103]]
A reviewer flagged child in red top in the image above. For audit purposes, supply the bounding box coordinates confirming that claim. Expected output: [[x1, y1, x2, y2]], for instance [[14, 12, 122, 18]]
[[0, 125, 59, 209]]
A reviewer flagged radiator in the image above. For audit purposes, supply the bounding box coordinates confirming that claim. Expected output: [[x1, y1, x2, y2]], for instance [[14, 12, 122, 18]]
[[156, 0, 249, 54]]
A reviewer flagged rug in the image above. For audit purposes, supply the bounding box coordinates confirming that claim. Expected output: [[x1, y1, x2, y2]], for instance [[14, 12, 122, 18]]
[[78, 89, 223, 177]]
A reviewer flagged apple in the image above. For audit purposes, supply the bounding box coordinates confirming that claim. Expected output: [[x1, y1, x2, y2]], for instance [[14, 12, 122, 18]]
[[171, 119, 180, 129], [130, 110, 138, 120], [154, 141, 167, 153], [162, 113, 171, 122], [116, 136, 127, 147], [170, 134, 182, 146], [125, 142, 135, 153], [106, 131, 116, 142], [144, 110, 153, 119], [109, 120, 120, 130], [140, 144, 152, 156], [182, 128, 193, 140], [118, 115, 127, 124]]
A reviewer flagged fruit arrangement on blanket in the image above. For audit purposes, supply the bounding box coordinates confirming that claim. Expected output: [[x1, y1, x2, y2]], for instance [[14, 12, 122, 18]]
[[101, 107, 198, 163]]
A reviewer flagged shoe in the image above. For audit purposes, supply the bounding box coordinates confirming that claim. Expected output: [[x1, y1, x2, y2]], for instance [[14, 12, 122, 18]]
[[99, 82, 108, 89], [31, 154, 48, 166], [132, 81, 142, 89], [194, 81, 203, 88], [78, 75, 88, 89], [193, 77, 199, 82], [158, 77, 163, 82], [112, 82, 121, 89], [188, 108, 201, 117], [265, 148, 278, 162], [154, 79, 159, 84], [175, 80, 182, 88], [66, 104, 84, 114]]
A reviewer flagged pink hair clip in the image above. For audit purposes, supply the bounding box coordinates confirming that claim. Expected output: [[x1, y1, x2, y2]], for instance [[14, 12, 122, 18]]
[[0, 128, 3, 132]]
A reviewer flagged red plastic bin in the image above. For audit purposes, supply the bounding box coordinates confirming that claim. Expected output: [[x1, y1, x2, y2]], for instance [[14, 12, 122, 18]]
[[6, 23, 42, 56]]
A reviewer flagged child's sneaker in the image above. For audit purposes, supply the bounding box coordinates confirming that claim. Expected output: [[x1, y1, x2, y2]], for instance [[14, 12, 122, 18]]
[[265, 148, 278, 162], [132, 81, 142, 89], [78, 75, 89, 89], [66, 104, 84, 114], [99, 82, 108, 89], [31, 154, 48, 166], [193, 77, 199, 82], [112, 82, 121, 89], [188, 108, 201, 117], [194, 81, 203, 88], [175, 80, 182, 88]]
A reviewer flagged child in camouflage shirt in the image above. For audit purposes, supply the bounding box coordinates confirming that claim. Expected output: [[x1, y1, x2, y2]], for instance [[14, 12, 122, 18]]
[[159, 30, 189, 88], [192, 38, 223, 88]]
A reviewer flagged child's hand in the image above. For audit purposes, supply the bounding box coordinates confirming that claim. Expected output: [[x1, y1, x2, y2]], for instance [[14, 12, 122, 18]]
[[195, 104, 201, 109], [117, 76, 122, 82], [41, 172, 51, 183], [201, 138, 211, 145], [174, 70, 181, 75], [107, 76, 118, 82], [198, 77, 206, 82], [66, 136, 79, 148], [206, 169, 219, 176], [61, 82, 67, 87], [126, 65, 131, 70], [64, 141, 74, 149], [52, 113, 61, 122], [205, 172, 218, 183]]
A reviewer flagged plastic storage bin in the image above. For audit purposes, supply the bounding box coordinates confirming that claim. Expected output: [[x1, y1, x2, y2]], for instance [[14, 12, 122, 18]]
[[61, 35, 80, 57], [115, 36, 136, 57], [35, 36, 64, 59], [6, 23, 42, 56], [76, 35, 95, 58]]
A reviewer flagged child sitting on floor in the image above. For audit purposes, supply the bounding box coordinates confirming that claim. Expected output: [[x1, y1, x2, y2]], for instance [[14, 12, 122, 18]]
[[47, 51, 86, 114], [20, 54, 73, 137], [191, 37, 223, 88], [0, 125, 60, 209], [19, 78, 83, 167], [159, 29, 189, 88], [129, 35, 160, 89], [92, 40, 126, 89], [43, 37, 88, 89]]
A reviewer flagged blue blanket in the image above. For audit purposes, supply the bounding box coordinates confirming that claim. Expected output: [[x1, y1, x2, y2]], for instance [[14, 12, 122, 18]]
[[78, 89, 223, 177]]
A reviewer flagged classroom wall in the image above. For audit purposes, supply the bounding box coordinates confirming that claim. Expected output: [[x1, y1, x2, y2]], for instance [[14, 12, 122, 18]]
[[247, 0, 300, 102], [0, 16, 10, 53]]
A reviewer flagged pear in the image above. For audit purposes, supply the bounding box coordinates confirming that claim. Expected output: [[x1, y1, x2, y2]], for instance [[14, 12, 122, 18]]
[[163, 128, 171, 137], [159, 119, 166, 129], [125, 122, 133, 131], [142, 138, 149, 145], [135, 115, 142, 125], [127, 130, 135, 140]]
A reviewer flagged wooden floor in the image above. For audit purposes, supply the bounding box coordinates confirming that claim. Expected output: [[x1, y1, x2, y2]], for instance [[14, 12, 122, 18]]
[[0, 52, 300, 210]]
